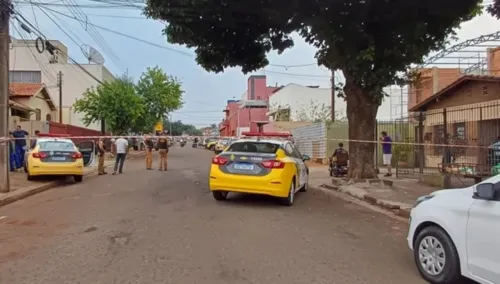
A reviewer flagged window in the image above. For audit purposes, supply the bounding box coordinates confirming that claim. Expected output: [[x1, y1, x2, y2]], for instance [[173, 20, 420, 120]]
[[35, 109, 41, 121], [9, 71, 42, 83], [39, 141, 74, 151], [227, 142, 280, 154], [433, 125, 445, 155], [46, 114, 52, 121], [290, 143, 303, 159], [453, 123, 466, 141]]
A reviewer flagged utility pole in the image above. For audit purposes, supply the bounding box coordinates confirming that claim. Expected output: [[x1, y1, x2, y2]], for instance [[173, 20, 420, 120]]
[[169, 114, 172, 135], [57, 71, 63, 123], [330, 70, 335, 122], [0, 0, 11, 193]]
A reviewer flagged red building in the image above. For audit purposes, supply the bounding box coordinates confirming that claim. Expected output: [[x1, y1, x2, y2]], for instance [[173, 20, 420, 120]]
[[219, 75, 279, 136]]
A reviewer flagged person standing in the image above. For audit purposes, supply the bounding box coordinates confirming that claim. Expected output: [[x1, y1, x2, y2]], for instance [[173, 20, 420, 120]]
[[144, 135, 154, 170], [8, 132, 18, 172], [97, 137, 107, 175], [380, 131, 393, 177], [113, 136, 129, 175], [11, 125, 29, 166], [157, 133, 168, 171]]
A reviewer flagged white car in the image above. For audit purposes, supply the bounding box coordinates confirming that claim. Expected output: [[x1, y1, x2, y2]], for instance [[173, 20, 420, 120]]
[[408, 176, 500, 284]]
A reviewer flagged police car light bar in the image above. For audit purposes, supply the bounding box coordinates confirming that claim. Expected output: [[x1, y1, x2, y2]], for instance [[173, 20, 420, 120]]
[[241, 132, 291, 138]]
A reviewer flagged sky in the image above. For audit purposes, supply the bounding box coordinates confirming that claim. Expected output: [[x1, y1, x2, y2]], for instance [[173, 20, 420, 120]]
[[11, 0, 500, 127]]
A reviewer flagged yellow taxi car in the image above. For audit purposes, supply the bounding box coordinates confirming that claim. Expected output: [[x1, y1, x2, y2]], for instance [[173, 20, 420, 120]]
[[206, 139, 218, 151], [213, 138, 234, 154], [209, 138, 310, 206], [25, 138, 85, 182]]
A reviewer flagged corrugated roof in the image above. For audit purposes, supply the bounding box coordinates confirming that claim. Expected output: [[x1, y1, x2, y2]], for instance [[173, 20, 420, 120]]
[[9, 99, 34, 111], [409, 75, 500, 112]]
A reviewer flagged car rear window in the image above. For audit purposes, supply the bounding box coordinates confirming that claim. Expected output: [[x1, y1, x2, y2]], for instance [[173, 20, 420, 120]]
[[226, 142, 280, 154], [39, 141, 74, 151]]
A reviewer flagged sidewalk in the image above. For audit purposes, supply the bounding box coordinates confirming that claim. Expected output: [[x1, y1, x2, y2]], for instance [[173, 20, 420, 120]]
[[0, 151, 144, 207], [308, 163, 439, 218]]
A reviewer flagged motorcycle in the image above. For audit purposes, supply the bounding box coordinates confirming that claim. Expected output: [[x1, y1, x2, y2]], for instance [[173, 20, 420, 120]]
[[180, 140, 186, 147], [192, 142, 198, 148]]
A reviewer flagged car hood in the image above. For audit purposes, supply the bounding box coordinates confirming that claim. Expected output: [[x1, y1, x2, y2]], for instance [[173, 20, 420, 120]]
[[432, 186, 473, 197]]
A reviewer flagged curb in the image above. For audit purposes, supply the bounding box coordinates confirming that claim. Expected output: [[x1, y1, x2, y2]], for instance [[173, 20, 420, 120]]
[[319, 183, 412, 219], [0, 153, 144, 208]]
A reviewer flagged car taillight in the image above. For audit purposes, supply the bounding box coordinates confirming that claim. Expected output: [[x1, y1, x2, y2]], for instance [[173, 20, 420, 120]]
[[212, 156, 228, 165], [32, 152, 47, 158], [72, 152, 83, 159], [261, 160, 285, 169]]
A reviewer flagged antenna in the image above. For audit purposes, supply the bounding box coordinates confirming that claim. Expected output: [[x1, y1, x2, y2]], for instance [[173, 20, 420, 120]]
[[80, 44, 105, 65]]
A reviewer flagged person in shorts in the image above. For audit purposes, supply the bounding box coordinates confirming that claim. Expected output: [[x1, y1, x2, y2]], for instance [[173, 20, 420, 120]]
[[157, 133, 169, 171], [380, 131, 392, 177]]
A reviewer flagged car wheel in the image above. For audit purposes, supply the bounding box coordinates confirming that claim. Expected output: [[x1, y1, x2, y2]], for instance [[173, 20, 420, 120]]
[[74, 175, 83, 183], [27, 172, 34, 181], [299, 179, 308, 192], [212, 191, 228, 201], [24, 163, 28, 173], [280, 179, 295, 206], [413, 226, 462, 284]]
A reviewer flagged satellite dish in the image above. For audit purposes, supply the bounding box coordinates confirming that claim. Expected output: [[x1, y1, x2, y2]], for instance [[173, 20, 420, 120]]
[[80, 44, 105, 65]]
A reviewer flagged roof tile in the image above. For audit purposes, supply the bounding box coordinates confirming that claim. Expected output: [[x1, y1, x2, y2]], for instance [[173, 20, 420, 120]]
[[9, 82, 44, 97]]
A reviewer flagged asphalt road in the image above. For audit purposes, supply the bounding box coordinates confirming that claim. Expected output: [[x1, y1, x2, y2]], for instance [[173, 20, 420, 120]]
[[0, 146, 425, 284]]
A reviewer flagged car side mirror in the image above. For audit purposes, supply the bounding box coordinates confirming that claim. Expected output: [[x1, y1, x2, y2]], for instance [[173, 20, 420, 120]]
[[474, 183, 496, 200], [302, 155, 310, 161]]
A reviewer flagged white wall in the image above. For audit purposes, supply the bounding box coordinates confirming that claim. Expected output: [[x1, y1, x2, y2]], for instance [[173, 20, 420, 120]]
[[268, 83, 346, 121], [9, 38, 115, 131]]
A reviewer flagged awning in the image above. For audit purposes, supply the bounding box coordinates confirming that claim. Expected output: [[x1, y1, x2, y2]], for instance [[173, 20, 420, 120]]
[[9, 99, 34, 112]]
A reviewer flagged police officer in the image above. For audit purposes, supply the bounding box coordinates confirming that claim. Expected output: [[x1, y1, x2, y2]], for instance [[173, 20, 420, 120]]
[[157, 132, 169, 171], [97, 137, 107, 175], [144, 135, 154, 170]]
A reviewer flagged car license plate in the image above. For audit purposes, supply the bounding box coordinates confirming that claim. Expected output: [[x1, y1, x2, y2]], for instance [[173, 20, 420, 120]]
[[234, 163, 254, 170], [51, 157, 66, 161]]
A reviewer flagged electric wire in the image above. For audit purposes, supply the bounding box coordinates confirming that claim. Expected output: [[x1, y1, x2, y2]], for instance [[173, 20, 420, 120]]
[[35, 6, 331, 78]]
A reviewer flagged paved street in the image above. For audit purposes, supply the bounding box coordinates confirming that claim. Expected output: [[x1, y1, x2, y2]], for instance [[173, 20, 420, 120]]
[[0, 146, 425, 284]]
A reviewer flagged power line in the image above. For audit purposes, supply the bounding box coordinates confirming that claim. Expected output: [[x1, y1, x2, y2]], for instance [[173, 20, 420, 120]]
[[34, 6, 332, 78]]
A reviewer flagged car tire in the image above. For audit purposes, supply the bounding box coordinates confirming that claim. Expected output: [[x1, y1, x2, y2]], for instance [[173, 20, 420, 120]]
[[27, 172, 34, 181], [74, 175, 83, 183], [280, 179, 295, 206], [24, 163, 28, 173], [413, 226, 463, 284], [212, 191, 228, 201], [299, 179, 308, 192]]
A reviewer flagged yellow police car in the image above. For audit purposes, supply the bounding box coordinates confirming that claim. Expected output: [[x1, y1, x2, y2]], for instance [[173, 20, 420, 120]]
[[25, 138, 85, 182], [209, 138, 310, 206], [214, 138, 234, 154]]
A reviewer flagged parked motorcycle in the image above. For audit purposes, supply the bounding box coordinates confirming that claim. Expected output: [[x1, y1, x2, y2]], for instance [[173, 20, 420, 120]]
[[192, 142, 198, 148], [180, 140, 186, 147]]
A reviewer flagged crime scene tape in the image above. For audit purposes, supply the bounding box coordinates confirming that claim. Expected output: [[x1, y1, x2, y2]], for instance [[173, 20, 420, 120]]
[[0, 134, 496, 150]]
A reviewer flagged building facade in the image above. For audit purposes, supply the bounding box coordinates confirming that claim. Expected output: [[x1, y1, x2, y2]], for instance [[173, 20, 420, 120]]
[[9, 37, 115, 131], [219, 75, 279, 136], [267, 83, 345, 122]]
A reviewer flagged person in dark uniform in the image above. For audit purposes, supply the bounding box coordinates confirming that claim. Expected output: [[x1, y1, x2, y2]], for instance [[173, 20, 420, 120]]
[[97, 137, 107, 175], [144, 135, 154, 170], [157, 133, 169, 171]]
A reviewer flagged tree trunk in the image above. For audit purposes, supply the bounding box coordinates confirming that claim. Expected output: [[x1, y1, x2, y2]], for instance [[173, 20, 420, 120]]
[[344, 74, 380, 179]]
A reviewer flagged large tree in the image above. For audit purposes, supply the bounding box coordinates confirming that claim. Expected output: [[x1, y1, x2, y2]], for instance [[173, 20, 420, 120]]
[[135, 66, 184, 132], [73, 75, 144, 134], [164, 120, 202, 136], [144, 0, 481, 178]]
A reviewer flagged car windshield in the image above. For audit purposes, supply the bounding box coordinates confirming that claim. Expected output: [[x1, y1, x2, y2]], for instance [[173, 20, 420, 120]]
[[39, 141, 74, 151], [226, 142, 279, 154], [218, 140, 229, 145]]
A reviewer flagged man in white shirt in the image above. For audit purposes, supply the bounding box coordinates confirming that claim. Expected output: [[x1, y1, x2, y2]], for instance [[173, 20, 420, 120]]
[[113, 136, 129, 175]]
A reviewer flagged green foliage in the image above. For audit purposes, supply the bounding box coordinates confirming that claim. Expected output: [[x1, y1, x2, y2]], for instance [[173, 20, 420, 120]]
[[144, 0, 481, 101], [73, 77, 144, 134], [392, 142, 413, 163], [488, 1, 500, 18], [135, 66, 184, 132], [164, 120, 202, 136], [73, 67, 184, 134]]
